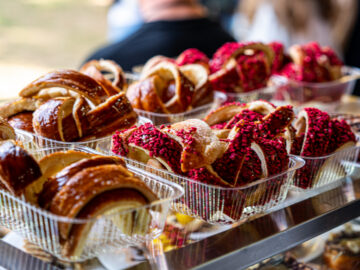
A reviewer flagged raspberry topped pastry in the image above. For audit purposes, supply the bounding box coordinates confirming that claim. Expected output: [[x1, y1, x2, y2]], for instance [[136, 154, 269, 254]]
[[209, 42, 275, 93], [113, 101, 294, 188], [278, 42, 343, 83], [291, 108, 356, 188]]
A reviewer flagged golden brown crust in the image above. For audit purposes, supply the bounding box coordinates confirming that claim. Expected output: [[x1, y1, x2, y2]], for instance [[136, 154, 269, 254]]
[[0, 117, 16, 140], [0, 98, 37, 119], [64, 188, 149, 257], [32, 97, 79, 141], [80, 59, 126, 93], [7, 112, 34, 133], [19, 70, 108, 105], [39, 156, 125, 209], [126, 75, 169, 113], [0, 140, 42, 196], [131, 62, 195, 113], [49, 164, 157, 239], [179, 64, 213, 107], [203, 103, 248, 126], [23, 151, 94, 205], [163, 119, 226, 172], [86, 92, 138, 138]]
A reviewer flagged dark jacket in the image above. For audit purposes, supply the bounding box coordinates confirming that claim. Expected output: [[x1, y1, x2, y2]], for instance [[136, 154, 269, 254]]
[[84, 18, 235, 71]]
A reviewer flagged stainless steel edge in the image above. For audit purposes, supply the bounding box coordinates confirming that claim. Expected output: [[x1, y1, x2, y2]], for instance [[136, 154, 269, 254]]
[[132, 177, 360, 270]]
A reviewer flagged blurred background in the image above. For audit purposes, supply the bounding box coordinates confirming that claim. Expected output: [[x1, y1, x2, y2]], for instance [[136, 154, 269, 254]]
[[0, 0, 359, 98]]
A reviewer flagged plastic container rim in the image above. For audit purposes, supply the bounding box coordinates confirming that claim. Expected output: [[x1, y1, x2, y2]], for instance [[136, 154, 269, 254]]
[[271, 65, 360, 88], [1, 146, 184, 224]]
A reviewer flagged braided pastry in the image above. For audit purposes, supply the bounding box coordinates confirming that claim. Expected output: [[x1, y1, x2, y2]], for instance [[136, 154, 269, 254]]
[[0, 144, 158, 257], [0, 64, 138, 142], [79, 59, 127, 93], [127, 62, 213, 114]]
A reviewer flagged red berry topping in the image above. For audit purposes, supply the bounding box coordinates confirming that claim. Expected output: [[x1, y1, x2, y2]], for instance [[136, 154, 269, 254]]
[[176, 48, 209, 66]]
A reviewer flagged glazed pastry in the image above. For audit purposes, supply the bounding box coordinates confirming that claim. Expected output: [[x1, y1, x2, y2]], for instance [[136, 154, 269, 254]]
[[324, 225, 360, 270], [0, 140, 42, 197], [0, 67, 138, 142], [0, 117, 16, 140], [179, 64, 213, 107], [278, 42, 343, 82], [127, 62, 214, 114], [130, 62, 194, 113], [0, 144, 158, 258], [28, 150, 94, 205], [209, 42, 275, 93], [80, 59, 127, 93]]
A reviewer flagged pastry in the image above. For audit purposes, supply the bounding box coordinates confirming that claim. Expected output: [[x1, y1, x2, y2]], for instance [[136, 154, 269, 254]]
[[79, 59, 127, 93], [175, 48, 210, 70], [127, 61, 213, 114], [279, 42, 343, 83], [291, 108, 356, 189], [0, 66, 138, 142], [0, 143, 158, 258], [209, 42, 275, 93], [0, 117, 16, 140], [0, 140, 42, 197], [324, 225, 360, 270], [113, 103, 293, 187]]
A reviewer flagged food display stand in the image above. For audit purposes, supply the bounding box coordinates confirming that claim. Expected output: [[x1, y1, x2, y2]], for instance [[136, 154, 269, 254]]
[[0, 90, 359, 269]]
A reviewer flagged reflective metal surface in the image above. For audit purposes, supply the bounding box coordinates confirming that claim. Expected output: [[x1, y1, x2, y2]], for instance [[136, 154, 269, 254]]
[[0, 176, 359, 270], [131, 176, 360, 270]]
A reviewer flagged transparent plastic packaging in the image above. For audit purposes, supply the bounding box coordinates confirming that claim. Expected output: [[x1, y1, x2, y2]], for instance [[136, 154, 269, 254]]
[[0, 146, 184, 262], [15, 116, 151, 150], [292, 113, 360, 190], [216, 85, 277, 104], [97, 140, 305, 224], [14, 129, 33, 151], [134, 92, 227, 125], [270, 66, 360, 111]]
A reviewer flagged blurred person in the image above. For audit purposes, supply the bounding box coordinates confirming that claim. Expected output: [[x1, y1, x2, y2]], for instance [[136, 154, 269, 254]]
[[107, 0, 143, 42], [84, 0, 235, 71], [233, 0, 357, 56]]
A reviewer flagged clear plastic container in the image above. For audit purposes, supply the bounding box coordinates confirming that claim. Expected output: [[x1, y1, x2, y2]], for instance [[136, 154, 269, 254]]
[[216, 85, 277, 104], [270, 66, 360, 112], [14, 129, 33, 151], [97, 140, 305, 224], [0, 146, 184, 262], [134, 91, 227, 126], [292, 145, 360, 190], [292, 113, 360, 190], [15, 116, 151, 150]]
